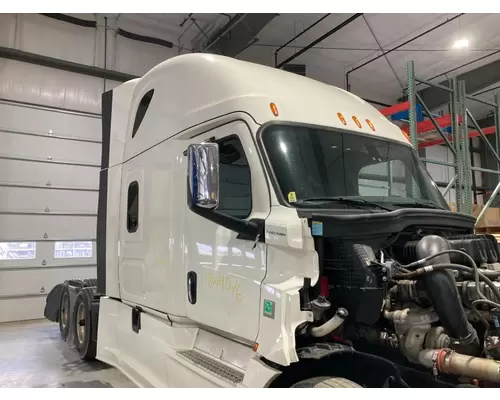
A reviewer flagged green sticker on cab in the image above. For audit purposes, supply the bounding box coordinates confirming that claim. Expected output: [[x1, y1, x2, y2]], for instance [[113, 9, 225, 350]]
[[263, 299, 275, 319]]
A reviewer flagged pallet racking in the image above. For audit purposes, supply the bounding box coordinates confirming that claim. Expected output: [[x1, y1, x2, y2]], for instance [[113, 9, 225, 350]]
[[379, 61, 500, 227]]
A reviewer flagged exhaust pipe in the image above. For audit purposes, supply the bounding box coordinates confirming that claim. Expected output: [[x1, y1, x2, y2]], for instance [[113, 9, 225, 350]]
[[419, 349, 500, 383]]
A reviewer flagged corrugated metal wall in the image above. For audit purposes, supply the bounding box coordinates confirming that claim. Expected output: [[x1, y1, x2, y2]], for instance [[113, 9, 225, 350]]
[[0, 13, 179, 322]]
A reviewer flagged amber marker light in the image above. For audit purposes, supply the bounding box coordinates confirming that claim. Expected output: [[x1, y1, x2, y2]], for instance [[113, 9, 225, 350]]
[[270, 103, 279, 117], [337, 112, 347, 125], [401, 129, 411, 142], [352, 115, 362, 128]]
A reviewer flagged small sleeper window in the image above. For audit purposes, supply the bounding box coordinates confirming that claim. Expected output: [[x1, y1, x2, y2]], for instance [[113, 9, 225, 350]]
[[132, 89, 154, 138], [127, 181, 139, 233]]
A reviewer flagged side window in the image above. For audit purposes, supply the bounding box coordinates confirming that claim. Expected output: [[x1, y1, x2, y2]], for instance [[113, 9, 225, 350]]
[[127, 181, 139, 233], [132, 89, 154, 138], [216, 136, 252, 219]]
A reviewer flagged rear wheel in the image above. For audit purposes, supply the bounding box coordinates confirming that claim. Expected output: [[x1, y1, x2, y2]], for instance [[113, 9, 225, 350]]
[[72, 288, 97, 360], [82, 278, 97, 288], [58, 285, 70, 341], [291, 376, 362, 388]]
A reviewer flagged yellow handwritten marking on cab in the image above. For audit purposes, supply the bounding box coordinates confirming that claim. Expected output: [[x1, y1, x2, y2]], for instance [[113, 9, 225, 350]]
[[337, 112, 347, 125], [207, 272, 242, 302], [352, 116, 362, 128], [288, 191, 297, 203], [270, 102, 279, 117], [366, 119, 375, 132]]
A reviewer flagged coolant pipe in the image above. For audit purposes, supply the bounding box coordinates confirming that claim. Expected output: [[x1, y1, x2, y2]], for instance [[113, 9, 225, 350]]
[[419, 349, 500, 383], [416, 236, 480, 354], [383, 308, 438, 325], [309, 307, 348, 337]]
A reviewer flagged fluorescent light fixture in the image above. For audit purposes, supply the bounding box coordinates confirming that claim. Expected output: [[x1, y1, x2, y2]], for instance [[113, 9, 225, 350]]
[[453, 38, 469, 49]]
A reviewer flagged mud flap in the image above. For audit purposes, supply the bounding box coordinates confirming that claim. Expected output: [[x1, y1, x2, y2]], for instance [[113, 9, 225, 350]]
[[44, 283, 63, 322]]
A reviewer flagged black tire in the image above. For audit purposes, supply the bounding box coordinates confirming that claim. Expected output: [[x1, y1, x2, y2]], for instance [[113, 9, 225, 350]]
[[72, 288, 97, 360], [58, 284, 70, 341], [291, 376, 362, 388], [67, 279, 83, 287], [82, 278, 97, 288]]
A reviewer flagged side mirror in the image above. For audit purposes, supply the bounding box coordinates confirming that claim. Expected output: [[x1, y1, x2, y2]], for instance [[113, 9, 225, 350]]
[[187, 143, 219, 209]]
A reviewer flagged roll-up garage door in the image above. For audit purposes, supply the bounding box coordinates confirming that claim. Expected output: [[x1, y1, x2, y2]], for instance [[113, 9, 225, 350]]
[[0, 99, 100, 323]]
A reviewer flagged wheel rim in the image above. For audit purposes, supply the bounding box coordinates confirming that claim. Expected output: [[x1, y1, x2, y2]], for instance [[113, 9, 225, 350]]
[[76, 302, 86, 344], [60, 293, 68, 330]]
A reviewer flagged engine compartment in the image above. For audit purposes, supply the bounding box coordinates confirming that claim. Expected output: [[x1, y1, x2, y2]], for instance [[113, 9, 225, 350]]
[[298, 222, 500, 387]]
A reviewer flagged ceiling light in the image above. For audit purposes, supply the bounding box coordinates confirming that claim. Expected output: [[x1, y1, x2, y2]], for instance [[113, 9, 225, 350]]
[[453, 38, 469, 49]]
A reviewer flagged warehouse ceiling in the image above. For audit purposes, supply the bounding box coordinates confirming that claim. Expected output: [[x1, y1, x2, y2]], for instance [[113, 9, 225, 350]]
[[237, 13, 500, 115], [121, 13, 500, 120], [28, 13, 500, 122]]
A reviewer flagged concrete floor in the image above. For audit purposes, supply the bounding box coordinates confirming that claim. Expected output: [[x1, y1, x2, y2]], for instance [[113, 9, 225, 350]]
[[0, 319, 136, 388]]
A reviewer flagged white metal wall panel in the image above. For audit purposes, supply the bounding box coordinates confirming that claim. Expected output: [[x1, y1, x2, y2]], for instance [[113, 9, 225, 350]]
[[115, 35, 175, 77], [0, 131, 101, 166], [0, 158, 98, 190], [0, 100, 100, 322], [0, 266, 96, 298], [0, 297, 50, 323], [0, 14, 16, 47], [0, 186, 97, 214], [0, 59, 103, 114], [0, 264, 96, 323], [0, 101, 101, 141], [0, 215, 96, 241], [18, 14, 97, 66]]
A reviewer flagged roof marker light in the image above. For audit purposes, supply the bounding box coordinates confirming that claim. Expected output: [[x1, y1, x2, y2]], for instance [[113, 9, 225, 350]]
[[401, 129, 411, 143], [337, 112, 347, 125], [366, 119, 375, 131], [270, 103, 279, 117], [352, 116, 362, 128]]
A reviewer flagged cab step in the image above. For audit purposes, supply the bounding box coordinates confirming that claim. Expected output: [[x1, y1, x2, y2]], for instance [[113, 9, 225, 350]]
[[177, 350, 244, 384]]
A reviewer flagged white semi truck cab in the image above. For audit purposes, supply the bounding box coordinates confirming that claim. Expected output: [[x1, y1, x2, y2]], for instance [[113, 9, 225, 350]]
[[44, 53, 500, 388]]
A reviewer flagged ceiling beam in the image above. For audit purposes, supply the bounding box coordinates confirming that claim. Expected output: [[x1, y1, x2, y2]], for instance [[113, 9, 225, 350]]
[[198, 14, 278, 57], [0, 46, 136, 82], [418, 58, 500, 111], [276, 13, 363, 69], [347, 13, 463, 92]]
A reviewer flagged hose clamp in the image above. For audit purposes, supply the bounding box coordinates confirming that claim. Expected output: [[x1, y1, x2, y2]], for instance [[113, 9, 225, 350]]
[[449, 329, 477, 346], [431, 351, 439, 378]]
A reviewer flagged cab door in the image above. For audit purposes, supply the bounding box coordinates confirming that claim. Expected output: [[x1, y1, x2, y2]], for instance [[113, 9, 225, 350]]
[[184, 120, 270, 342]]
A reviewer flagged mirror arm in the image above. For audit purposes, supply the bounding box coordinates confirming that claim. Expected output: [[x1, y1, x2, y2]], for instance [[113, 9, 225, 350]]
[[188, 201, 264, 242]]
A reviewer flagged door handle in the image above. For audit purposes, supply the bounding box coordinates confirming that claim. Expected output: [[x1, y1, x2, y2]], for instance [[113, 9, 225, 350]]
[[187, 271, 197, 304]]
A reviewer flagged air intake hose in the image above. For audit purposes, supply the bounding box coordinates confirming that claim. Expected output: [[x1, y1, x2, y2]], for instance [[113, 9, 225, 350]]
[[416, 235, 480, 355]]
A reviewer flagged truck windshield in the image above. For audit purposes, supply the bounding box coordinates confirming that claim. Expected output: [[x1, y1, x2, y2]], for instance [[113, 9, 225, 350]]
[[261, 124, 449, 212]]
